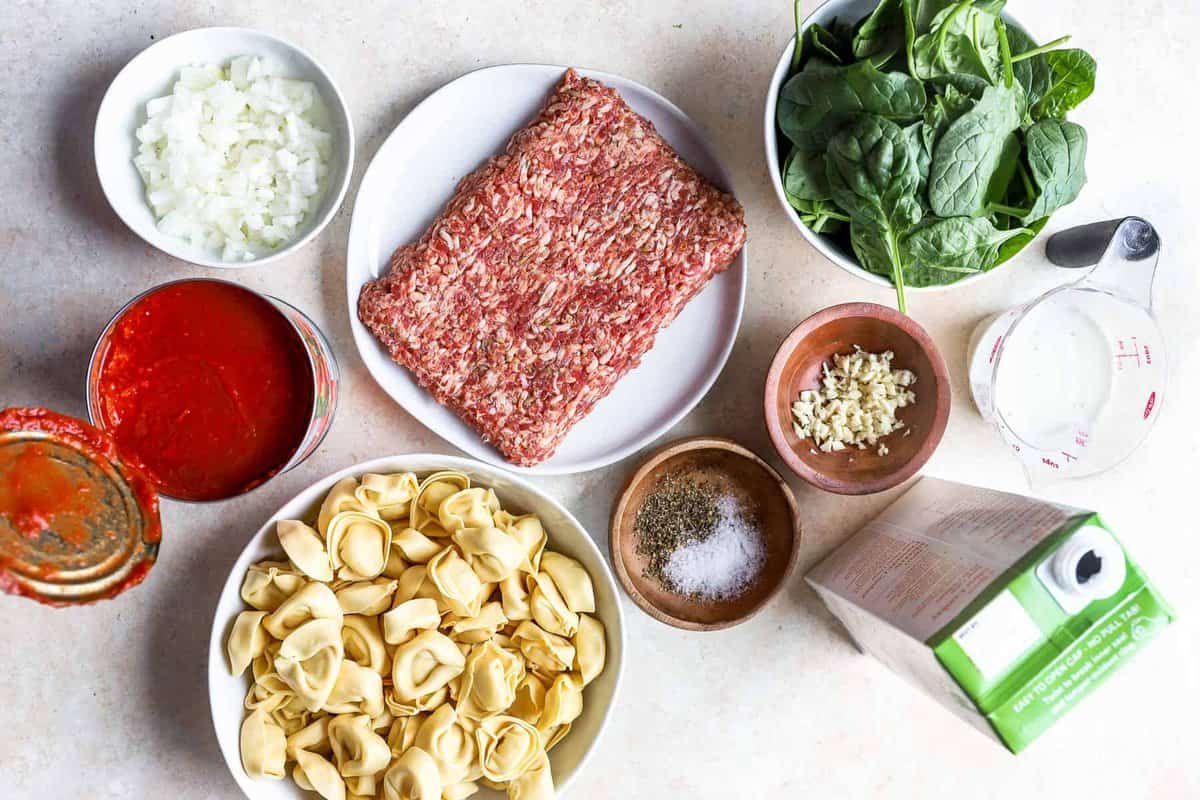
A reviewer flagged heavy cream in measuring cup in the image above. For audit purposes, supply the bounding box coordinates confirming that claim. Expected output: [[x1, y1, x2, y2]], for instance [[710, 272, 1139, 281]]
[[993, 291, 1114, 449], [968, 217, 1165, 482]]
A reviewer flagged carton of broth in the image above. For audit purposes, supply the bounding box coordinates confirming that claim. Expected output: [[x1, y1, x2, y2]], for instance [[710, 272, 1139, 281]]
[[807, 477, 1173, 753]]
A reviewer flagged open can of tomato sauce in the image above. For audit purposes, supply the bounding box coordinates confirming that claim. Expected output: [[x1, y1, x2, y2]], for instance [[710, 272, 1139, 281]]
[[86, 278, 339, 503], [0, 407, 161, 605]]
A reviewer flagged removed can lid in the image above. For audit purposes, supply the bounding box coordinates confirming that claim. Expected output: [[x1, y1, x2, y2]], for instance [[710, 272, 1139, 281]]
[[0, 407, 161, 605]]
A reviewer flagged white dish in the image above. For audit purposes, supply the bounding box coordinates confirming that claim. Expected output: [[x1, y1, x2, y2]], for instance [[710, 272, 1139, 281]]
[[346, 64, 747, 475], [95, 26, 355, 269], [763, 0, 1034, 292], [208, 454, 626, 800]]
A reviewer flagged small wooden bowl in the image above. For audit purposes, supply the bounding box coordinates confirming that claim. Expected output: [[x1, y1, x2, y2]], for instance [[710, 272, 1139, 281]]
[[609, 437, 801, 631], [764, 302, 950, 495]]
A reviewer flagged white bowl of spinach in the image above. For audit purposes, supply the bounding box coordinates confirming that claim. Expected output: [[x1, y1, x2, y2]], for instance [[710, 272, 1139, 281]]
[[765, 0, 1096, 312]]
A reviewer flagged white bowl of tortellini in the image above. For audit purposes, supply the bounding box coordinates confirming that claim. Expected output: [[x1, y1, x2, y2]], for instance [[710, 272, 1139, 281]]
[[208, 455, 624, 800]]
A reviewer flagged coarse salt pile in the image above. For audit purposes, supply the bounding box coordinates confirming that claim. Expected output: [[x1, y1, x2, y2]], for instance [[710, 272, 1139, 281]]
[[133, 56, 332, 262], [662, 495, 766, 600]]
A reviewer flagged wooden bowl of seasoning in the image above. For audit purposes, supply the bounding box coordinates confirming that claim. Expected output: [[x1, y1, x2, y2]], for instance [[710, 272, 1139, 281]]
[[764, 302, 950, 495], [610, 437, 801, 631]]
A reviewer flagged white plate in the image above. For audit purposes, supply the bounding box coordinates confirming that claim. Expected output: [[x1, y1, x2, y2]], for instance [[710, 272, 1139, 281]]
[[208, 454, 626, 800], [95, 27, 355, 269], [346, 64, 747, 474]]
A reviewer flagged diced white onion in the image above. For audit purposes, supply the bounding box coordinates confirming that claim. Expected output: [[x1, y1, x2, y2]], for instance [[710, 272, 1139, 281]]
[[133, 55, 332, 262]]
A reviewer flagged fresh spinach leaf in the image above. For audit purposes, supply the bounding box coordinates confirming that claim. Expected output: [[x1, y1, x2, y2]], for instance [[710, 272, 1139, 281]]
[[853, 0, 906, 63], [984, 131, 1021, 208], [826, 115, 922, 225], [1006, 25, 1051, 108], [922, 84, 974, 149], [912, 2, 1003, 84], [903, 216, 1029, 272], [995, 217, 1046, 265], [826, 116, 924, 310], [810, 23, 851, 64], [1031, 49, 1096, 119], [777, 60, 927, 147], [902, 121, 931, 199], [1023, 119, 1087, 221], [783, 145, 833, 201], [928, 83, 1023, 217], [911, 0, 959, 34], [788, 197, 850, 234], [851, 218, 900, 278]]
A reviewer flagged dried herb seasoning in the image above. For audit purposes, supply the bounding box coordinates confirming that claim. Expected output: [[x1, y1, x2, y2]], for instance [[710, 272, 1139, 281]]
[[632, 471, 721, 591]]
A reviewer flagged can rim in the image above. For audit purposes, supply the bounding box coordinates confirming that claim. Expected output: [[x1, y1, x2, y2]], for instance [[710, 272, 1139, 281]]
[[0, 406, 161, 606], [85, 277, 338, 504]]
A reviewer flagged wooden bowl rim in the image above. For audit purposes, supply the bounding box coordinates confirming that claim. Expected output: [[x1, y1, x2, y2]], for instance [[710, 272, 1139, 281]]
[[763, 302, 951, 496], [608, 436, 802, 631]]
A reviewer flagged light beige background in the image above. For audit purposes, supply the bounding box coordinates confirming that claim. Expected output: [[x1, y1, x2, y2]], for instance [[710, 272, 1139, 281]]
[[1, 1, 1197, 798]]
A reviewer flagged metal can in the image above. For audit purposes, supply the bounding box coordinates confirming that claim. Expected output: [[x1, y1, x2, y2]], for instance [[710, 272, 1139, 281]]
[[0, 407, 161, 605], [85, 278, 340, 502]]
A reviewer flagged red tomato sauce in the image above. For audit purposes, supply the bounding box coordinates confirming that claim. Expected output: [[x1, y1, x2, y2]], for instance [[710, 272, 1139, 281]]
[[91, 280, 314, 501]]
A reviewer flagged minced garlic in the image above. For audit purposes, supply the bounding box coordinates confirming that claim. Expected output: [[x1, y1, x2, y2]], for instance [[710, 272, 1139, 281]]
[[791, 346, 916, 456]]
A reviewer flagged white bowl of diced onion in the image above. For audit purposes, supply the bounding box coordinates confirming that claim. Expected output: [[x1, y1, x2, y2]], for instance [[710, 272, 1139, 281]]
[[95, 27, 354, 268], [207, 454, 626, 800]]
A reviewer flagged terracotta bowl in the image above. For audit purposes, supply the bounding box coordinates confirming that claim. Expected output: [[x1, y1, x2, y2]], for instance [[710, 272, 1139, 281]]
[[609, 437, 801, 631], [764, 303, 950, 495]]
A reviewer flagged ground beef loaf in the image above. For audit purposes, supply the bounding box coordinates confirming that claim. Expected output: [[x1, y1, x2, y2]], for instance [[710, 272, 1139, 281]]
[[358, 68, 747, 466]]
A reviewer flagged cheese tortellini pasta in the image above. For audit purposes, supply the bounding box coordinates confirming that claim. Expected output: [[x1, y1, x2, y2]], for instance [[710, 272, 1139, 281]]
[[230, 471, 607, 800]]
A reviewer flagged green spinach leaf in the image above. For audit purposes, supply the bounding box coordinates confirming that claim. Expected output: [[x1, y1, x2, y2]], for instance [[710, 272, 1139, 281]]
[[911, 0, 958, 34], [783, 145, 833, 201], [810, 23, 851, 64], [1006, 25, 1051, 108], [787, 196, 850, 234], [928, 83, 1023, 217], [777, 60, 927, 147], [903, 216, 1029, 273], [1031, 49, 1096, 119], [853, 0, 906, 63], [912, 2, 1003, 84], [922, 84, 974, 150], [826, 116, 924, 310], [1023, 119, 1087, 221]]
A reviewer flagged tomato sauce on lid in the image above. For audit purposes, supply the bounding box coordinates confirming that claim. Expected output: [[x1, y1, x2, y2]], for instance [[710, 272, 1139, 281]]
[[0, 407, 160, 605], [90, 280, 315, 502]]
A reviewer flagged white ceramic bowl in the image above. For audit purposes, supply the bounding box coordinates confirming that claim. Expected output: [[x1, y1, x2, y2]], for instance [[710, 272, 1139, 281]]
[[763, 0, 1033, 292], [95, 27, 355, 269], [207, 454, 625, 800]]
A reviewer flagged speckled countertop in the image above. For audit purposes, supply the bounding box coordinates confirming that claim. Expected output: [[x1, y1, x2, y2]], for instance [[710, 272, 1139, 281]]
[[1, 1, 1198, 798]]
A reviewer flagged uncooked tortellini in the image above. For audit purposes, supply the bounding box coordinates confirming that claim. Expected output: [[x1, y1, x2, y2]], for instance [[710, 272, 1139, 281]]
[[230, 471, 608, 800], [391, 630, 465, 702], [383, 746, 442, 800], [328, 713, 391, 777], [356, 472, 419, 520], [275, 618, 344, 712], [264, 581, 343, 640], [327, 511, 392, 580], [241, 707, 287, 780], [476, 715, 542, 782]]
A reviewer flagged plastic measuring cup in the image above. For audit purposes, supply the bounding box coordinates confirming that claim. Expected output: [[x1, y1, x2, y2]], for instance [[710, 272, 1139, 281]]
[[968, 217, 1165, 483]]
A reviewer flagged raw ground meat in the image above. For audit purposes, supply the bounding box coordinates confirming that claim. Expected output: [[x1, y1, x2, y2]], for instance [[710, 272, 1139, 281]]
[[358, 68, 747, 466]]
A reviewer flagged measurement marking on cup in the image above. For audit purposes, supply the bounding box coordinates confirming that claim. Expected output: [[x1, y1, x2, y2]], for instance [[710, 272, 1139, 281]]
[[1115, 337, 1144, 370], [1144, 392, 1157, 420]]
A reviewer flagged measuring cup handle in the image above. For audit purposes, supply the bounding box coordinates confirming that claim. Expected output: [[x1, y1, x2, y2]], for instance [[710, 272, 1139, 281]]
[[1045, 217, 1160, 308], [1045, 219, 1126, 268]]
